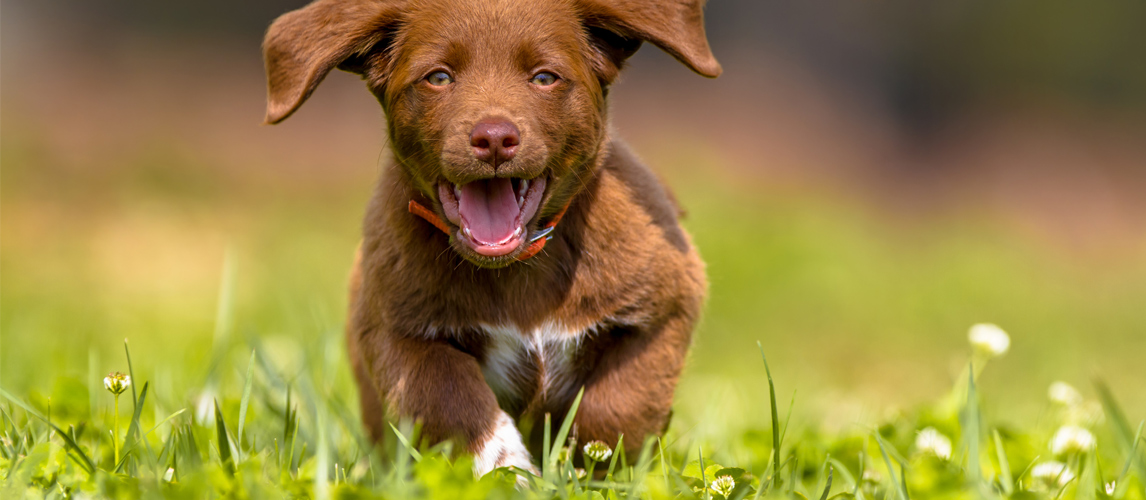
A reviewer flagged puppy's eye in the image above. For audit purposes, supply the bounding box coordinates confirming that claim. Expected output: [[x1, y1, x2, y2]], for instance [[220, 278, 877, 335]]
[[425, 71, 454, 86], [530, 72, 559, 86]]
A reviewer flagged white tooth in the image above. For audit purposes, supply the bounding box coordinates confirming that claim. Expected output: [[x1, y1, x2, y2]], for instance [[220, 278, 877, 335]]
[[520, 179, 529, 197], [513, 227, 523, 238], [463, 227, 472, 239], [454, 184, 462, 199]]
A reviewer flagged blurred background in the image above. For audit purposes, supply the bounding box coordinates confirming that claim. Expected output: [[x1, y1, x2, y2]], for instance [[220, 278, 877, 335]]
[[3, 0, 1144, 434]]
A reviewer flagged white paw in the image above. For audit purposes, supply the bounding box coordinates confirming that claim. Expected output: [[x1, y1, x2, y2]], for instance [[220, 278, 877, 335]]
[[473, 410, 538, 481]]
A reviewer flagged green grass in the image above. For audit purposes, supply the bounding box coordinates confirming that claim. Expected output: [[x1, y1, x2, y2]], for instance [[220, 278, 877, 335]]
[[2, 131, 1145, 497], [1, 319, 1143, 498]]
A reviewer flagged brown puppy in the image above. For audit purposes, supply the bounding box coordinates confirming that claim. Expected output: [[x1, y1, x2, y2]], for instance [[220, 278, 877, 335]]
[[263, 0, 720, 475]]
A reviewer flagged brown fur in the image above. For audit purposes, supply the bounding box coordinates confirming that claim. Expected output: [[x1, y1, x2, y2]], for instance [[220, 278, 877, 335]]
[[264, 0, 719, 470]]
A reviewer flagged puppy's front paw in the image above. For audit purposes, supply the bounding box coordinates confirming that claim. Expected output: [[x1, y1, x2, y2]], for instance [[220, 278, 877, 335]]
[[473, 410, 538, 481]]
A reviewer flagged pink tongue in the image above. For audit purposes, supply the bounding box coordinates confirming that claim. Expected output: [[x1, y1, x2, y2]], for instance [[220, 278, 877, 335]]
[[459, 178, 520, 245]]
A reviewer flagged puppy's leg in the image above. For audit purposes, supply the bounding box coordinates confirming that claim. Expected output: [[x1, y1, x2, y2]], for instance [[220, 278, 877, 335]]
[[574, 313, 694, 454], [362, 333, 536, 476]]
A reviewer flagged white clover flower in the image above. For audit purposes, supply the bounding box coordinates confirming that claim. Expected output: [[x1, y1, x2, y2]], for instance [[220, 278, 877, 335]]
[[1105, 481, 1116, 495], [1051, 425, 1096, 456], [582, 441, 612, 462], [914, 427, 953, 460], [1030, 461, 1074, 490], [104, 372, 131, 395], [968, 323, 1010, 357], [710, 475, 736, 497], [1048, 382, 1083, 407]]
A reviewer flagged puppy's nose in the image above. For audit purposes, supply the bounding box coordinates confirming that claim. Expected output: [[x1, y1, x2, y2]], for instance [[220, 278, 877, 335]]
[[470, 119, 520, 168]]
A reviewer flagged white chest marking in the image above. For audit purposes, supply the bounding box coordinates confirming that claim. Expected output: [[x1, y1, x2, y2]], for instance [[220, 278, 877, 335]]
[[479, 320, 591, 402]]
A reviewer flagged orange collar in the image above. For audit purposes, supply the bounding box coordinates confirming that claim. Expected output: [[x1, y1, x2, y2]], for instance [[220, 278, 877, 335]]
[[408, 199, 569, 261]]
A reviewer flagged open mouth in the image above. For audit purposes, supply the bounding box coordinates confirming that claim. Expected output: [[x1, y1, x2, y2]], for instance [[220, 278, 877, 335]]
[[438, 176, 547, 257]]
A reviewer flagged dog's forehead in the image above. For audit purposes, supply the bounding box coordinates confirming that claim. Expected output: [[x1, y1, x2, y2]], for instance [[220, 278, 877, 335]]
[[401, 0, 584, 54]]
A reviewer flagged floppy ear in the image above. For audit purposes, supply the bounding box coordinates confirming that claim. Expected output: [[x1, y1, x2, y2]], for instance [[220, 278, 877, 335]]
[[578, 0, 721, 82], [263, 0, 404, 124]]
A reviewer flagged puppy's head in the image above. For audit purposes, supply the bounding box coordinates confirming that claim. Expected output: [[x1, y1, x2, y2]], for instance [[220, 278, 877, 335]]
[[264, 0, 720, 268]]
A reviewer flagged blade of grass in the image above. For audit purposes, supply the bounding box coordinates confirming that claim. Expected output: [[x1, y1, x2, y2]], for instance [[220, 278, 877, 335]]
[[819, 466, 834, 500], [1114, 420, 1144, 497], [237, 349, 255, 463], [115, 408, 186, 472], [124, 339, 138, 410], [170, 451, 180, 483], [656, 450, 696, 500], [122, 340, 159, 476], [1078, 452, 1098, 500], [993, 430, 1014, 495], [963, 366, 982, 486], [606, 434, 624, 482], [157, 425, 177, 471], [700, 446, 710, 500], [790, 457, 800, 494], [1096, 456, 1108, 498], [900, 464, 909, 500], [626, 437, 657, 498], [565, 436, 582, 496], [827, 458, 858, 500], [875, 432, 909, 500], [616, 441, 628, 480], [1053, 470, 1077, 500], [780, 390, 797, 451], [758, 341, 782, 486], [387, 422, 423, 462], [283, 387, 295, 449], [1014, 454, 1041, 490], [813, 454, 830, 498], [510, 465, 546, 490], [214, 399, 235, 476], [288, 408, 299, 475], [543, 412, 552, 480], [1096, 381, 1146, 483], [298, 442, 308, 475], [0, 389, 95, 476], [121, 382, 150, 462], [183, 423, 203, 467], [775, 455, 797, 492], [390, 420, 411, 494], [548, 387, 585, 476], [0, 404, 20, 457], [753, 449, 778, 499], [752, 452, 771, 500]]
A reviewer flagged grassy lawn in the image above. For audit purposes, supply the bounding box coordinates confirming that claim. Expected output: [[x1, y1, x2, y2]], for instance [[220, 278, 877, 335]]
[[2, 133, 1144, 497]]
